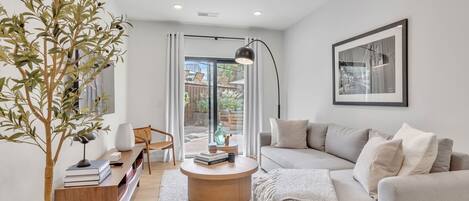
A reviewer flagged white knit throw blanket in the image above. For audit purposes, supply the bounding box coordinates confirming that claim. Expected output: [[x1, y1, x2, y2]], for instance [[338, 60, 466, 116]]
[[253, 169, 339, 201]]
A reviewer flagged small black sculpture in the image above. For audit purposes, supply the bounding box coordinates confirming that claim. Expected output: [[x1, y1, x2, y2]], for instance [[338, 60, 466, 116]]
[[73, 133, 97, 168]]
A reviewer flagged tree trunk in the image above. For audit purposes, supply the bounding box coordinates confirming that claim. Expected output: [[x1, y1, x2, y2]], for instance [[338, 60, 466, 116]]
[[44, 160, 54, 201], [44, 122, 54, 201]]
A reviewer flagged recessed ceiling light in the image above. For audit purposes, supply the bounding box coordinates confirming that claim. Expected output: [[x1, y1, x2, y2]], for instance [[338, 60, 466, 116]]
[[173, 4, 183, 10], [253, 11, 262, 16]]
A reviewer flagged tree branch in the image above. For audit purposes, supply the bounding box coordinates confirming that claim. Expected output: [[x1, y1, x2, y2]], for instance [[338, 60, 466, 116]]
[[53, 129, 68, 163], [16, 68, 47, 123]]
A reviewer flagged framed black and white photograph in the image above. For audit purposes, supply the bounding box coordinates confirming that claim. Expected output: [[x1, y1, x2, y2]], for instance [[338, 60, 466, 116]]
[[332, 19, 408, 106]]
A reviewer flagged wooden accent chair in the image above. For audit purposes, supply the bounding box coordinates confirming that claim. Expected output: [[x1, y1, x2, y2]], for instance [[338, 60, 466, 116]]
[[133, 125, 176, 174]]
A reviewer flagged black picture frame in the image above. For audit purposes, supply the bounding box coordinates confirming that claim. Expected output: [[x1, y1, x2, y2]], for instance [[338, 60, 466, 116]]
[[332, 19, 408, 107]]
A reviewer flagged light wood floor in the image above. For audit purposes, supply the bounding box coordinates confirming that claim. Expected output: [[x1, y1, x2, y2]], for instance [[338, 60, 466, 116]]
[[132, 161, 181, 201]]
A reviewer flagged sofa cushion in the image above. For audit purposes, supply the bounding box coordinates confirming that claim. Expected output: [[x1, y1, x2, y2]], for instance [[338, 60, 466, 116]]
[[261, 146, 354, 170], [270, 118, 280, 146], [393, 123, 438, 176], [371, 129, 453, 173], [325, 124, 370, 163], [331, 169, 374, 201], [353, 135, 404, 198], [260, 155, 283, 172], [307, 123, 328, 151], [431, 138, 453, 173], [270, 119, 309, 148]]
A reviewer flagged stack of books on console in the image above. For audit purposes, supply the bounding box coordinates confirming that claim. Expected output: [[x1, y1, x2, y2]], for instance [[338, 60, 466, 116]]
[[64, 160, 111, 187], [194, 152, 229, 165]]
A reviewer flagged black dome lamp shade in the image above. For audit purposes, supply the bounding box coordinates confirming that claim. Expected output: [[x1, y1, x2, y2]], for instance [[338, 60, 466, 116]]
[[235, 46, 255, 65], [234, 39, 281, 119]]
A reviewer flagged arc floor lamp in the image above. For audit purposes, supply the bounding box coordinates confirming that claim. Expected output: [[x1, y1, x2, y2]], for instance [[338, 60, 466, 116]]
[[234, 39, 281, 119]]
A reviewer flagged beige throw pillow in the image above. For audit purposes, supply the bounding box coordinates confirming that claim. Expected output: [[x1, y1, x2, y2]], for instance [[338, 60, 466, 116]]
[[353, 134, 404, 198], [270, 119, 308, 149], [393, 123, 438, 176]]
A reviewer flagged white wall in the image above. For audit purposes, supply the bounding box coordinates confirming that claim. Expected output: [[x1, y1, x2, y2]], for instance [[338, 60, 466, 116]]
[[285, 0, 469, 153], [126, 21, 284, 155], [0, 1, 128, 200]]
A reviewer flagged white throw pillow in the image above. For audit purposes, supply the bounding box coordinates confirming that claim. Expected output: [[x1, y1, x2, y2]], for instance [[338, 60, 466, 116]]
[[270, 118, 279, 146], [353, 134, 404, 198], [393, 123, 438, 176], [270, 119, 308, 149]]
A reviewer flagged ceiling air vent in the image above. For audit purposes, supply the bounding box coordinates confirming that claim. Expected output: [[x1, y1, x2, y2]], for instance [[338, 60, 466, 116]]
[[197, 12, 219, 17]]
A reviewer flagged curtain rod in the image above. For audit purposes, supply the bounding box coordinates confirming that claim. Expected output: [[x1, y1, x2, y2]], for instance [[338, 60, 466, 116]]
[[184, 34, 245, 41]]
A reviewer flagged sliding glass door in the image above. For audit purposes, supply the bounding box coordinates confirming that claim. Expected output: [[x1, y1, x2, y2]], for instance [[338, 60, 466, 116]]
[[184, 57, 244, 157]]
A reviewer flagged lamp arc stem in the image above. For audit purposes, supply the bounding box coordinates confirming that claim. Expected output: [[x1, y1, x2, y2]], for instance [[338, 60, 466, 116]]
[[245, 39, 281, 119]]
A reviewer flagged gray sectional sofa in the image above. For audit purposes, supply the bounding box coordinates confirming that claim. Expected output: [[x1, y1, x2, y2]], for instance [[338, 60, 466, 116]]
[[259, 123, 469, 201]]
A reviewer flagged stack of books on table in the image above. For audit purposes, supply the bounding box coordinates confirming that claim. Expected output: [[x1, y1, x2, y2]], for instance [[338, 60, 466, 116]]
[[64, 160, 111, 187], [194, 152, 229, 165]]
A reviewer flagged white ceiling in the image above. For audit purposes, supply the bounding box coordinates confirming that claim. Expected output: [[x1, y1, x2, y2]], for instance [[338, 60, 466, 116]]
[[114, 0, 328, 30]]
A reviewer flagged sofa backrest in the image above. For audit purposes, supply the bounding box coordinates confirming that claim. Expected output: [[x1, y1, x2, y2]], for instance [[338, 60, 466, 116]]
[[306, 123, 328, 151], [324, 124, 370, 163], [302, 122, 469, 171]]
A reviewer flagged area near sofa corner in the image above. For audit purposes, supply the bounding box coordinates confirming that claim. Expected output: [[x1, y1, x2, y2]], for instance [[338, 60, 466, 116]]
[[259, 122, 469, 201]]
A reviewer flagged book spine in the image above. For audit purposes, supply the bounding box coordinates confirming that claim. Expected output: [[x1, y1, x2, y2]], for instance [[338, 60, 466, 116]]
[[194, 158, 228, 165], [64, 168, 111, 185], [99, 169, 111, 183], [65, 170, 99, 177], [195, 155, 228, 162], [200, 153, 226, 157], [65, 165, 110, 177], [207, 158, 228, 165]]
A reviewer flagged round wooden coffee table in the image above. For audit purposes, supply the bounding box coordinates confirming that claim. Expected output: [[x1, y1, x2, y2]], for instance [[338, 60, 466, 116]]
[[180, 156, 258, 201]]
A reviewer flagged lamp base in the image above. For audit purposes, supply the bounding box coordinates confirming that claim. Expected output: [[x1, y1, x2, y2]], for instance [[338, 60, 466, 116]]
[[76, 159, 91, 168]]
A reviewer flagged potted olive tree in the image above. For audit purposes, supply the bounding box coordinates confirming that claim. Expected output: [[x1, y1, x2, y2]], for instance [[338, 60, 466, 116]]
[[0, 0, 129, 200]]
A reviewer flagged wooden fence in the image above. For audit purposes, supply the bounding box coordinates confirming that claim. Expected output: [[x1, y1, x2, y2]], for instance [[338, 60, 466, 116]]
[[184, 82, 243, 129]]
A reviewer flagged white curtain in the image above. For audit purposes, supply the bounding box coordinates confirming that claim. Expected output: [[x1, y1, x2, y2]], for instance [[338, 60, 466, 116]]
[[165, 32, 185, 161], [243, 37, 264, 159]]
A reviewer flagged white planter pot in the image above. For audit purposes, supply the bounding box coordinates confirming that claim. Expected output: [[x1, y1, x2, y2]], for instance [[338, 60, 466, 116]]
[[115, 123, 135, 151]]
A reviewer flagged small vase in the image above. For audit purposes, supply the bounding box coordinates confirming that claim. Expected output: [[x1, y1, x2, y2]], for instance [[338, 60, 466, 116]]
[[115, 123, 135, 151], [214, 124, 226, 145]]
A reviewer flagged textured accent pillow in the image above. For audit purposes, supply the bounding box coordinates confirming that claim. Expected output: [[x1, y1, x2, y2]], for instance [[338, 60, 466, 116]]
[[270, 118, 279, 146], [272, 119, 309, 149], [430, 138, 454, 173], [353, 134, 404, 198], [306, 123, 328, 151], [393, 123, 438, 176], [325, 124, 370, 162]]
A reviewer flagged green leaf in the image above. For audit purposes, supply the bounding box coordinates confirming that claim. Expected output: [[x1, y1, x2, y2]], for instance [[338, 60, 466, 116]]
[[0, 77, 5, 92], [8, 132, 24, 140]]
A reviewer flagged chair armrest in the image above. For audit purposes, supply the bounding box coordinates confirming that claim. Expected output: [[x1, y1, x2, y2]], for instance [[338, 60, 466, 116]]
[[151, 128, 174, 142], [260, 132, 272, 147], [378, 170, 469, 201]]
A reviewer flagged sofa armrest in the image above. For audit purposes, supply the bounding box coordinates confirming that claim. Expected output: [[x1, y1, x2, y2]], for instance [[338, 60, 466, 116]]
[[260, 132, 272, 147], [378, 170, 469, 201]]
